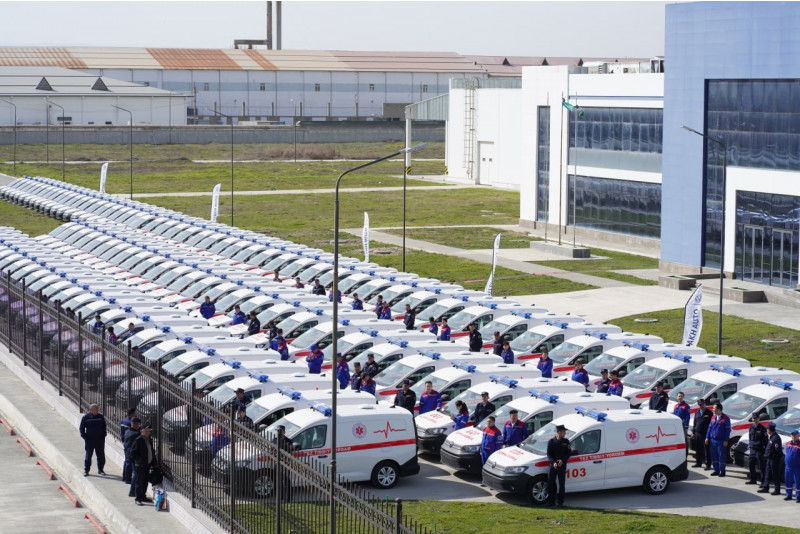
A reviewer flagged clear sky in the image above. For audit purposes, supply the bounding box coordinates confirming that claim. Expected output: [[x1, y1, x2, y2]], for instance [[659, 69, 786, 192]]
[[0, 1, 666, 58]]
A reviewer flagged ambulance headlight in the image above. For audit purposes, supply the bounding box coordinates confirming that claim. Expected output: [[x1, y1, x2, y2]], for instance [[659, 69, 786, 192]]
[[425, 427, 447, 435], [461, 445, 480, 453], [235, 460, 252, 469], [503, 465, 528, 474]]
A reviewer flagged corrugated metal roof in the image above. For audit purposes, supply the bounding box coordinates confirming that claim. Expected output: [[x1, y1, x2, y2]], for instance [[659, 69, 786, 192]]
[[0, 66, 174, 96]]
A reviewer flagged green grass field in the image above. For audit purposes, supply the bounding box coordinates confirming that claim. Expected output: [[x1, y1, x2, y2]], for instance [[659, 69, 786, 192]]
[[383, 226, 540, 250], [610, 308, 800, 371], [535, 247, 659, 286], [0, 199, 62, 236]]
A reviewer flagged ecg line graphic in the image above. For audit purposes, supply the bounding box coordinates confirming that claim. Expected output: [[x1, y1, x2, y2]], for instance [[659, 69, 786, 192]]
[[373, 422, 407, 439], [644, 426, 677, 444]]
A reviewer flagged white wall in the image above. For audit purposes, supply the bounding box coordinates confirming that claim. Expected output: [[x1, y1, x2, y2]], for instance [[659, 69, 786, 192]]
[[0, 95, 186, 126]]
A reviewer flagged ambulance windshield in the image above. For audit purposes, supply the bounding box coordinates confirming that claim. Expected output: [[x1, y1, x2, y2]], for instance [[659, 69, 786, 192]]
[[548, 342, 583, 364], [375, 362, 414, 387], [622, 364, 662, 390], [417, 302, 449, 321], [478, 405, 530, 430], [441, 389, 483, 417], [584, 353, 624, 375], [509, 330, 546, 352], [722, 391, 766, 421], [668, 377, 716, 404], [519, 422, 576, 456], [447, 309, 480, 331], [775, 407, 800, 435]]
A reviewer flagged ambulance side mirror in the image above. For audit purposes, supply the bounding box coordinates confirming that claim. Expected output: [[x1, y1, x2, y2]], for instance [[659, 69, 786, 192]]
[[618, 370, 627, 377], [440, 394, 450, 403], [292, 442, 301, 451]]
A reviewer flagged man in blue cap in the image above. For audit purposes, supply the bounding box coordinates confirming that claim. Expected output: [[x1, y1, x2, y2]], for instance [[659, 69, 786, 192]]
[[306, 345, 324, 374], [759, 421, 783, 495], [746, 413, 767, 485], [336, 353, 350, 389], [784, 429, 800, 501]]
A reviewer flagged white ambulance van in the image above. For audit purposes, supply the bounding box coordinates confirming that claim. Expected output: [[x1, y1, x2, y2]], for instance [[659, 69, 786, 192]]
[[481, 408, 688, 503], [734, 400, 800, 466], [441, 392, 630, 474], [548, 332, 665, 376], [584, 343, 708, 390], [211, 404, 419, 496], [509, 322, 622, 360], [246, 387, 376, 430], [721, 379, 800, 453]]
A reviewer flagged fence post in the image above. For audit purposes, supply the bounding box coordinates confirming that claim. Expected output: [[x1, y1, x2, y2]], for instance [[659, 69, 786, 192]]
[[190, 378, 196, 509], [78, 315, 84, 412], [58, 309, 67, 397], [276, 434, 282, 533], [229, 406, 235, 533], [395, 498, 403, 534], [6, 272, 11, 354], [21, 279, 27, 369], [100, 334, 107, 418], [37, 292, 44, 371], [156, 360, 163, 462], [126, 341, 132, 413]]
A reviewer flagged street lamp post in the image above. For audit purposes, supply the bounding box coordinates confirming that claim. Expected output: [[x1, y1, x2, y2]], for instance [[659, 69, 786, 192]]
[[111, 105, 133, 200], [294, 121, 299, 163], [682, 125, 727, 354], [330, 143, 426, 532], [45, 99, 65, 181], [0, 99, 17, 175], [210, 110, 235, 226]]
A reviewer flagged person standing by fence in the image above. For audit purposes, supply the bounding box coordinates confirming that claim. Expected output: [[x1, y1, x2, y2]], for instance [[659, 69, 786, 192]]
[[79, 403, 106, 477]]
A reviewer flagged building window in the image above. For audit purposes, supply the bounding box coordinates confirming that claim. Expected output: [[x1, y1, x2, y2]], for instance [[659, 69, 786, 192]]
[[567, 175, 661, 238], [369, 83, 375, 92], [537, 106, 551, 222], [422, 84, 428, 93], [314, 83, 321, 92], [203, 82, 209, 91], [568, 107, 663, 154], [259, 83, 266, 91]]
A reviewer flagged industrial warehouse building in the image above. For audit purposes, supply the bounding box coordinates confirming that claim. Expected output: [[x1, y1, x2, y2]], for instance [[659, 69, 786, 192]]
[[446, 1, 799, 291]]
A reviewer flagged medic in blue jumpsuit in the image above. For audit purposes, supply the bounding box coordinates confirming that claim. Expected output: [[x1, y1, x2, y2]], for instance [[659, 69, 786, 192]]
[[500, 341, 514, 365], [199, 296, 215, 319], [418, 381, 442, 415], [705, 402, 731, 476], [480, 416, 503, 465], [275, 335, 289, 361], [231, 306, 246, 326], [784, 429, 800, 502], [570, 360, 589, 390], [439, 319, 451, 341], [336, 353, 350, 389], [306, 344, 324, 374], [537, 350, 553, 378], [428, 318, 438, 337], [351, 294, 364, 310], [502, 409, 529, 447]]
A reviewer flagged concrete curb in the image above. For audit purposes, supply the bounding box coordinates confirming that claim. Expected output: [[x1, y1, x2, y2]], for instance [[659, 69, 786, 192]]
[[0, 346, 224, 534]]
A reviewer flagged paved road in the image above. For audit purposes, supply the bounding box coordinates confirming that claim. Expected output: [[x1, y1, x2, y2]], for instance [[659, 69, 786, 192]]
[[368, 452, 796, 528], [0, 419, 97, 534]]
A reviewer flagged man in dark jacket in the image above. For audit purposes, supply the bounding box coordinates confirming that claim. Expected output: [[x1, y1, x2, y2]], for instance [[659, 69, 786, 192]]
[[79, 403, 107, 476], [747, 413, 768, 484], [393, 380, 417, 412], [120, 408, 137, 484], [130, 425, 156, 505], [547, 424, 573, 507], [246, 311, 261, 337], [403, 304, 416, 330], [648, 381, 669, 412], [124, 419, 142, 496], [692, 398, 713, 468], [311, 279, 326, 296], [471, 392, 496, 425], [468, 324, 483, 352], [492, 332, 503, 356], [363, 354, 380, 378]]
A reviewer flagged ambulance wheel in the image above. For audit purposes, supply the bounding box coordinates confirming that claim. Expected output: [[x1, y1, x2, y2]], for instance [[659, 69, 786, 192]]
[[727, 438, 739, 464], [371, 461, 399, 489], [526, 476, 550, 505], [643, 466, 670, 495], [252, 469, 275, 499]]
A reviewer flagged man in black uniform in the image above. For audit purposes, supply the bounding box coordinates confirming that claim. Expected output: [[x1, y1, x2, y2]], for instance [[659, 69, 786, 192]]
[[349, 362, 363, 391], [648, 380, 669, 412], [471, 392, 496, 424], [758, 422, 783, 495], [393, 379, 417, 412], [363, 353, 380, 378], [596, 369, 611, 394], [492, 332, 503, 356], [403, 304, 416, 330], [691, 398, 713, 468], [546, 424, 573, 507], [468, 323, 483, 352], [311, 279, 326, 296], [747, 413, 768, 484]]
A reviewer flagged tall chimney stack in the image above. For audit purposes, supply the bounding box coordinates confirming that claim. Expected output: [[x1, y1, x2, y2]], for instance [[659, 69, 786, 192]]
[[276, 1, 282, 50], [266, 1, 273, 49]]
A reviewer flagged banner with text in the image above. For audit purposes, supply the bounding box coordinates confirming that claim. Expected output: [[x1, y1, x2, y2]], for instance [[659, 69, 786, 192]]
[[484, 233, 501, 296], [99, 162, 109, 194], [210, 183, 221, 222], [682, 285, 703, 346], [362, 212, 370, 263]]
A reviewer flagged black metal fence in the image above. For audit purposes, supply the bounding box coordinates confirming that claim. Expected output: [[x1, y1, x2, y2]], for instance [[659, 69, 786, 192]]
[[0, 273, 432, 534]]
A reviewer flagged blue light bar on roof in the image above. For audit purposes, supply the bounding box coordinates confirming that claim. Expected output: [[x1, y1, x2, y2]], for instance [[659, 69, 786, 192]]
[[710, 364, 742, 376], [453, 362, 477, 372], [663, 352, 693, 363], [760, 378, 793, 390], [418, 350, 441, 359], [530, 390, 559, 403], [182, 337, 193, 344], [309, 401, 332, 416], [160, 326, 171, 333], [575, 406, 607, 420], [584, 330, 608, 340], [490, 376, 519, 388], [277, 386, 303, 400]]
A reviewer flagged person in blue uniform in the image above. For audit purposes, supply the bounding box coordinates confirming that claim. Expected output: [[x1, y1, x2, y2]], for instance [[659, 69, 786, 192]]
[[596, 369, 611, 393], [452, 401, 470, 430], [275, 334, 289, 360], [673, 391, 691, 429], [403, 304, 416, 330], [500, 340, 514, 365], [692, 398, 713, 468], [608, 370, 624, 396], [79, 403, 107, 476], [373, 296, 384, 319], [359, 374, 377, 396], [351, 293, 363, 310], [328, 289, 342, 303], [379, 301, 392, 320], [747, 413, 768, 485], [306, 345, 324, 374], [502, 409, 528, 447], [439, 318, 451, 341], [759, 422, 783, 495], [246, 312, 261, 337], [199, 296, 215, 319], [418, 381, 441, 415], [480, 416, 503, 465], [336, 353, 350, 389], [705, 402, 731, 476], [570, 360, 589, 389], [537, 349, 553, 378], [784, 429, 800, 501], [547, 424, 573, 507], [231, 305, 246, 325], [92, 316, 104, 336], [428, 317, 438, 336], [648, 380, 669, 412]]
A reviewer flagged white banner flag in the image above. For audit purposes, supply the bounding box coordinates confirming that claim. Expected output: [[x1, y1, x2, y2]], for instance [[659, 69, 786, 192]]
[[484, 233, 501, 296], [210, 183, 221, 222], [682, 285, 703, 346], [362, 212, 370, 263], [99, 162, 109, 194]]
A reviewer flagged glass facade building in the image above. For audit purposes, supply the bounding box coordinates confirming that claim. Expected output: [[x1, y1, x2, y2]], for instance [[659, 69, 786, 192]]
[[536, 106, 551, 221], [567, 176, 661, 238]]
